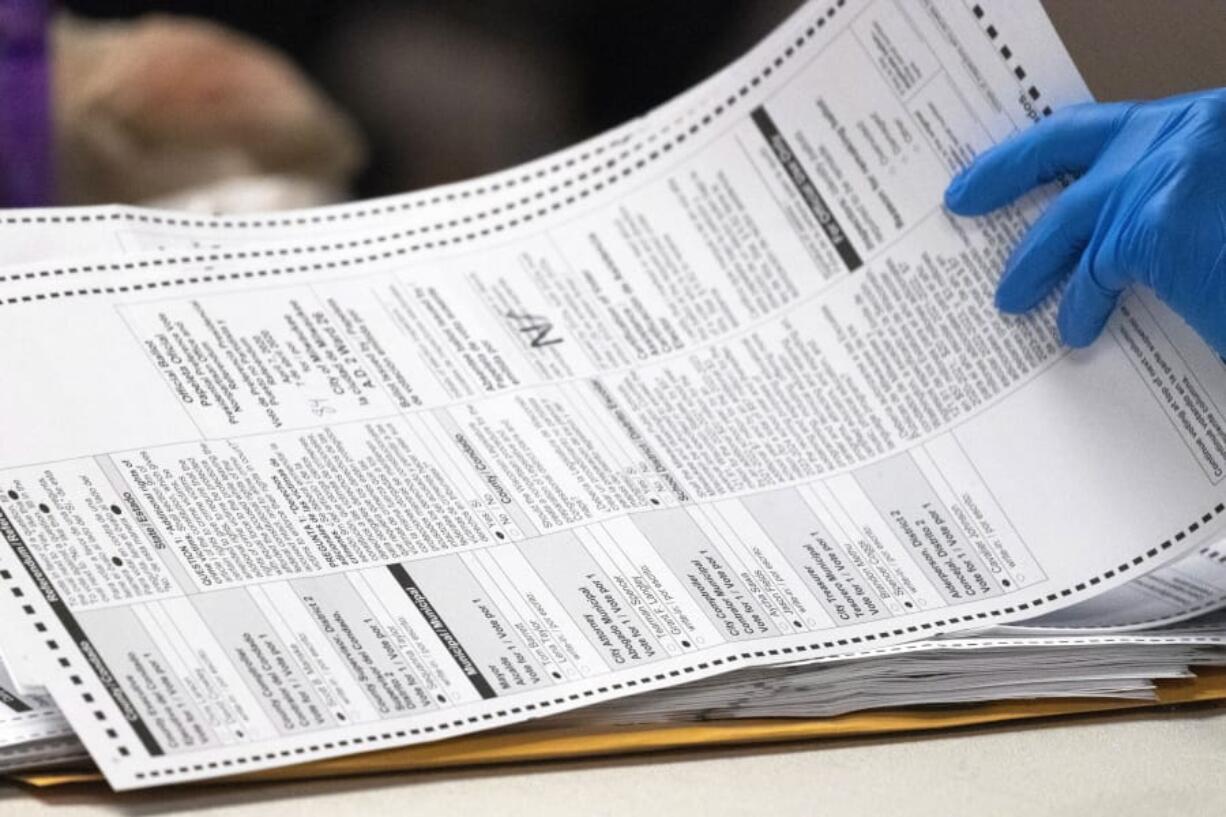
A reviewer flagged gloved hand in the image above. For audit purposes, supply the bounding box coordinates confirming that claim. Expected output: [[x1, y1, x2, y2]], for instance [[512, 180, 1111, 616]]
[[944, 89, 1226, 355]]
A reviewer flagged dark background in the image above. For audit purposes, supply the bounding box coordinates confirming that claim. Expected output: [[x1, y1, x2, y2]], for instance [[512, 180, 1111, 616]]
[[61, 0, 798, 198]]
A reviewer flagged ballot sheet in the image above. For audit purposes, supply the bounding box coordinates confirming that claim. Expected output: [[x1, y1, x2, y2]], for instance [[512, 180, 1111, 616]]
[[0, 655, 79, 773], [0, 660, 69, 746], [3, 0, 1226, 790], [4, 4, 1225, 641], [997, 545, 1226, 633]]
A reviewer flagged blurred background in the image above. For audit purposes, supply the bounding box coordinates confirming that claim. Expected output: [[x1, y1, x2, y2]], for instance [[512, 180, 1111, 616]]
[[52, 0, 798, 204], [8, 1, 1226, 209]]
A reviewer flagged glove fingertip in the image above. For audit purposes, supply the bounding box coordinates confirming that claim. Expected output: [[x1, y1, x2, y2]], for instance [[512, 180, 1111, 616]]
[[943, 172, 982, 215], [945, 179, 1009, 217], [995, 257, 1060, 314], [994, 268, 1045, 313], [1056, 302, 1107, 349], [993, 287, 1029, 314]]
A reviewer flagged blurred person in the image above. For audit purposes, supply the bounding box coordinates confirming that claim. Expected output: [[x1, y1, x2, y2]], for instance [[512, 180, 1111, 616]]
[[56, 0, 797, 197], [1, 1, 364, 209], [54, 13, 365, 207]]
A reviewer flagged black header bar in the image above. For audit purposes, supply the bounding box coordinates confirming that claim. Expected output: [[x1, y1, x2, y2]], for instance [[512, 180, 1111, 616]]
[[387, 563, 498, 700], [751, 105, 863, 272]]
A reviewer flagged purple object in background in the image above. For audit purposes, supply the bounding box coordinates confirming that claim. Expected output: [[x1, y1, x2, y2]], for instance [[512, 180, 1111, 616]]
[[0, 0, 52, 207]]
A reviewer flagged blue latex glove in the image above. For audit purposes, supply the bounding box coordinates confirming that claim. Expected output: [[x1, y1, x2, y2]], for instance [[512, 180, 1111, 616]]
[[944, 90, 1226, 355]]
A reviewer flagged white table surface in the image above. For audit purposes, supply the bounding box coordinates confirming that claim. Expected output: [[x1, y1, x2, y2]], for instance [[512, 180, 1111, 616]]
[[3, 706, 1224, 817]]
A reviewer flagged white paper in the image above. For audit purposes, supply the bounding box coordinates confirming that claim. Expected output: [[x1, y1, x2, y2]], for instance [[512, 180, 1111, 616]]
[[2, 0, 1223, 641], [1, 0, 1225, 791], [0, 659, 72, 750], [997, 545, 1226, 632]]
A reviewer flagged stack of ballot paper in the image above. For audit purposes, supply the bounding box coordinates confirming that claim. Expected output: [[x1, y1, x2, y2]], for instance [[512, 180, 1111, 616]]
[[8, 603, 1226, 779], [4, 0, 1226, 791]]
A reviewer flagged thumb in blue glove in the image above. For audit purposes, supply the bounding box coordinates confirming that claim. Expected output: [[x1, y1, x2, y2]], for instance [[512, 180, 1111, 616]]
[[944, 90, 1226, 355]]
